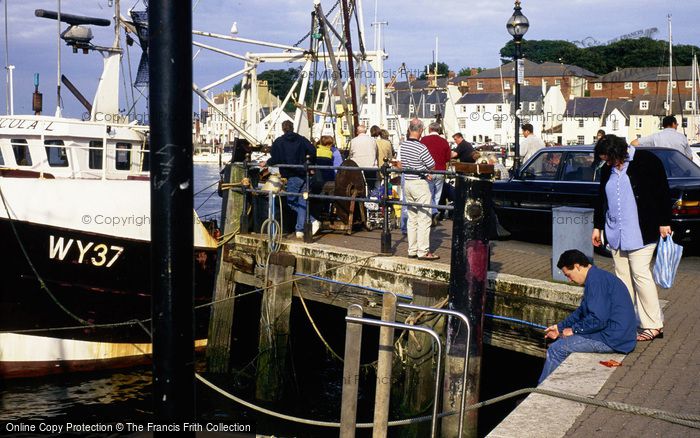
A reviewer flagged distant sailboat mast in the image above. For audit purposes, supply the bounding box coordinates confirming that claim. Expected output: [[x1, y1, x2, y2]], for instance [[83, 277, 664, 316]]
[[666, 14, 673, 117], [3, 0, 14, 115]]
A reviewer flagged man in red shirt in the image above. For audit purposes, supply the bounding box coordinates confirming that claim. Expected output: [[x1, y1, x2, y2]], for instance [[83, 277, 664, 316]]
[[421, 122, 451, 225]]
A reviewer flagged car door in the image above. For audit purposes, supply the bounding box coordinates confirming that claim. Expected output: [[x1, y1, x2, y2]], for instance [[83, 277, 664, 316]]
[[493, 149, 562, 232]]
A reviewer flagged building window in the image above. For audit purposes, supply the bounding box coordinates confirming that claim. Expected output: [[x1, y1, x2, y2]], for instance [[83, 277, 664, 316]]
[[44, 140, 69, 167], [554, 79, 561, 86], [528, 102, 536, 111], [430, 104, 436, 112], [635, 118, 643, 129], [11, 139, 32, 166], [503, 81, 511, 90], [388, 119, 397, 131], [685, 80, 693, 88], [640, 101, 649, 110], [342, 120, 349, 131], [459, 118, 467, 129], [639, 82, 648, 89], [672, 81, 677, 89], [472, 136, 477, 142], [612, 119, 619, 131], [686, 100, 695, 111], [577, 135, 585, 145], [624, 82, 633, 90], [409, 104, 415, 114], [663, 101, 670, 110], [496, 104, 503, 112], [578, 119, 584, 128], [494, 134, 502, 143], [476, 81, 484, 90], [494, 119, 502, 129], [523, 80, 530, 86], [460, 105, 467, 113], [594, 83, 603, 90]]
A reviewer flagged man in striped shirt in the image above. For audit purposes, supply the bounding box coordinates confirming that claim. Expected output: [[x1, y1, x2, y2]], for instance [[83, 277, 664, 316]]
[[399, 118, 439, 260]]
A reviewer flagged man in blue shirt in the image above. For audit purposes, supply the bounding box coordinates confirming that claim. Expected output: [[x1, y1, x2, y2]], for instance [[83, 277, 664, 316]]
[[539, 250, 637, 384]]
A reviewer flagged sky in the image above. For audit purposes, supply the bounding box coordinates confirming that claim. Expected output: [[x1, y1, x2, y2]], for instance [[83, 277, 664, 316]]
[[1, 0, 699, 118]]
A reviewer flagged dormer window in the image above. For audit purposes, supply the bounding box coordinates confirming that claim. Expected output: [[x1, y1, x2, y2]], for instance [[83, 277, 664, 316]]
[[639, 82, 648, 89], [640, 101, 649, 110], [430, 104, 436, 112], [624, 82, 633, 90], [529, 102, 536, 111]]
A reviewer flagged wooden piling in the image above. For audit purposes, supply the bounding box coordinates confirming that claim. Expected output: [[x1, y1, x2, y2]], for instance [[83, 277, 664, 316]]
[[340, 304, 364, 438], [255, 252, 296, 401], [372, 292, 397, 437], [206, 163, 246, 373], [399, 280, 448, 438], [443, 163, 493, 438]]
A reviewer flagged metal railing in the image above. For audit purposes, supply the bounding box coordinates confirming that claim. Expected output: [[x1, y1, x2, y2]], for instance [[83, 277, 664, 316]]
[[230, 154, 491, 253]]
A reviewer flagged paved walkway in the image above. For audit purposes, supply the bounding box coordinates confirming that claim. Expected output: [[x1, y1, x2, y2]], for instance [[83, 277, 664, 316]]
[[300, 221, 700, 437]]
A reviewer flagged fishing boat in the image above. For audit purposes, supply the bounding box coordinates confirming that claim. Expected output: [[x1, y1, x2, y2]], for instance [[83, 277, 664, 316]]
[[0, 5, 217, 378]]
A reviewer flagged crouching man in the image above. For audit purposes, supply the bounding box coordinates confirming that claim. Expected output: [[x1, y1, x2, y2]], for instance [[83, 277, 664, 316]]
[[539, 249, 637, 384]]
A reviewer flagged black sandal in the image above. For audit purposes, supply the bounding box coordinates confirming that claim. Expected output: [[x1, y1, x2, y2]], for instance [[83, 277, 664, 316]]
[[637, 328, 664, 342]]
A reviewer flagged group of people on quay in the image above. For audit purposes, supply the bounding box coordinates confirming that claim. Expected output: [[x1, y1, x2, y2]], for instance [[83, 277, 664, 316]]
[[256, 115, 693, 382]]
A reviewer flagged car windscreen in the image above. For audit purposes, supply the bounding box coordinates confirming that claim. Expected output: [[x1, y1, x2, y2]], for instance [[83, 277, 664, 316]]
[[648, 149, 700, 178]]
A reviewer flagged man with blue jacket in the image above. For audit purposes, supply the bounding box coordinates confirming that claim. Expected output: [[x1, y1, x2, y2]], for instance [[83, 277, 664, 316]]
[[539, 249, 637, 384]]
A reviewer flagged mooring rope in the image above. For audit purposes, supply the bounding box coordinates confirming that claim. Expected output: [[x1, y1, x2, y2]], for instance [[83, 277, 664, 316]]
[[195, 373, 700, 430]]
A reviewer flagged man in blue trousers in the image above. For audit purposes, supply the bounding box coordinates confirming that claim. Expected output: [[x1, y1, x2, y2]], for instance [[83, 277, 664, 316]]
[[539, 249, 637, 384]]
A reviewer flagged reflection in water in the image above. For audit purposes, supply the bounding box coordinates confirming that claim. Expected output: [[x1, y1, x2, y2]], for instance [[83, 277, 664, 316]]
[[0, 369, 151, 421]]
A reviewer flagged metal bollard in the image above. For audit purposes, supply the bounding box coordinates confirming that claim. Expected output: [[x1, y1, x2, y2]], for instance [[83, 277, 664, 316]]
[[381, 157, 392, 254], [303, 154, 313, 243]]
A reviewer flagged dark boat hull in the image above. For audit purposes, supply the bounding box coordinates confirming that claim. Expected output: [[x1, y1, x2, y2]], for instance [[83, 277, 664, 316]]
[[0, 218, 216, 378]]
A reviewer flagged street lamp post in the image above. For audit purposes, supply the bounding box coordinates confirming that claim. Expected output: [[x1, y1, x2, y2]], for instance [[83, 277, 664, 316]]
[[507, 0, 529, 171]]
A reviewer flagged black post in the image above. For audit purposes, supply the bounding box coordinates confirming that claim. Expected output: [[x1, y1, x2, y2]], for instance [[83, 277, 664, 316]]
[[443, 163, 493, 437], [380, 158, 391, 254], [240, 153, 250, 233], [303, 154, 313, 243], [513, 39, 523, 172], [148, 0, 195, 427]]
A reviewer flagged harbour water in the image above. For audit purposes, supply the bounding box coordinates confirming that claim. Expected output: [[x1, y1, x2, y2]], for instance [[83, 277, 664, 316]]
[[0, 163, 542, 437]]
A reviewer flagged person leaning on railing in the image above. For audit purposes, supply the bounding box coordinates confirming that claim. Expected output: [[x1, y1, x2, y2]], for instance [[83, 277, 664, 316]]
[[260, 120, 321, 239]]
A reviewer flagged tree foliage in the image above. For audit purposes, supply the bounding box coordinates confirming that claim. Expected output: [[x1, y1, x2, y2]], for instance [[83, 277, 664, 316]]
[[418, 62, 449, 80], [457, 67, 484, 77], [499, 38, 700, 75]]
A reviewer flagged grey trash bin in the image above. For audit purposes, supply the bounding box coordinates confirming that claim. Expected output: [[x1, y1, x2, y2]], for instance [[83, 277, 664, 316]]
[[552, 207, 594, 282]]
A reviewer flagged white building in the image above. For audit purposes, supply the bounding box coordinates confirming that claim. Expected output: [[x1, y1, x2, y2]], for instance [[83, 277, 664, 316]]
[[561, 97, 607, 145], [454, 93, 510, 145]]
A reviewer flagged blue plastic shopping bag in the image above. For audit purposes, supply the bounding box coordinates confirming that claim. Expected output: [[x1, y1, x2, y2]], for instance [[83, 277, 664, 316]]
[[653, 235, 683, 289]]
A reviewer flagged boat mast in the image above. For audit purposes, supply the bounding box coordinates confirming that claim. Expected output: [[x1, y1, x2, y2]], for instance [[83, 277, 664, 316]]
[[666, 14, 672, 117], [55, 0, 62, 117], [341, 0, 359, 130]]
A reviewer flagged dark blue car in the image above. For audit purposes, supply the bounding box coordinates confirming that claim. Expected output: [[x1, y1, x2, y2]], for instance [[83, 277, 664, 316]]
[[492, 146, 700, 247]]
